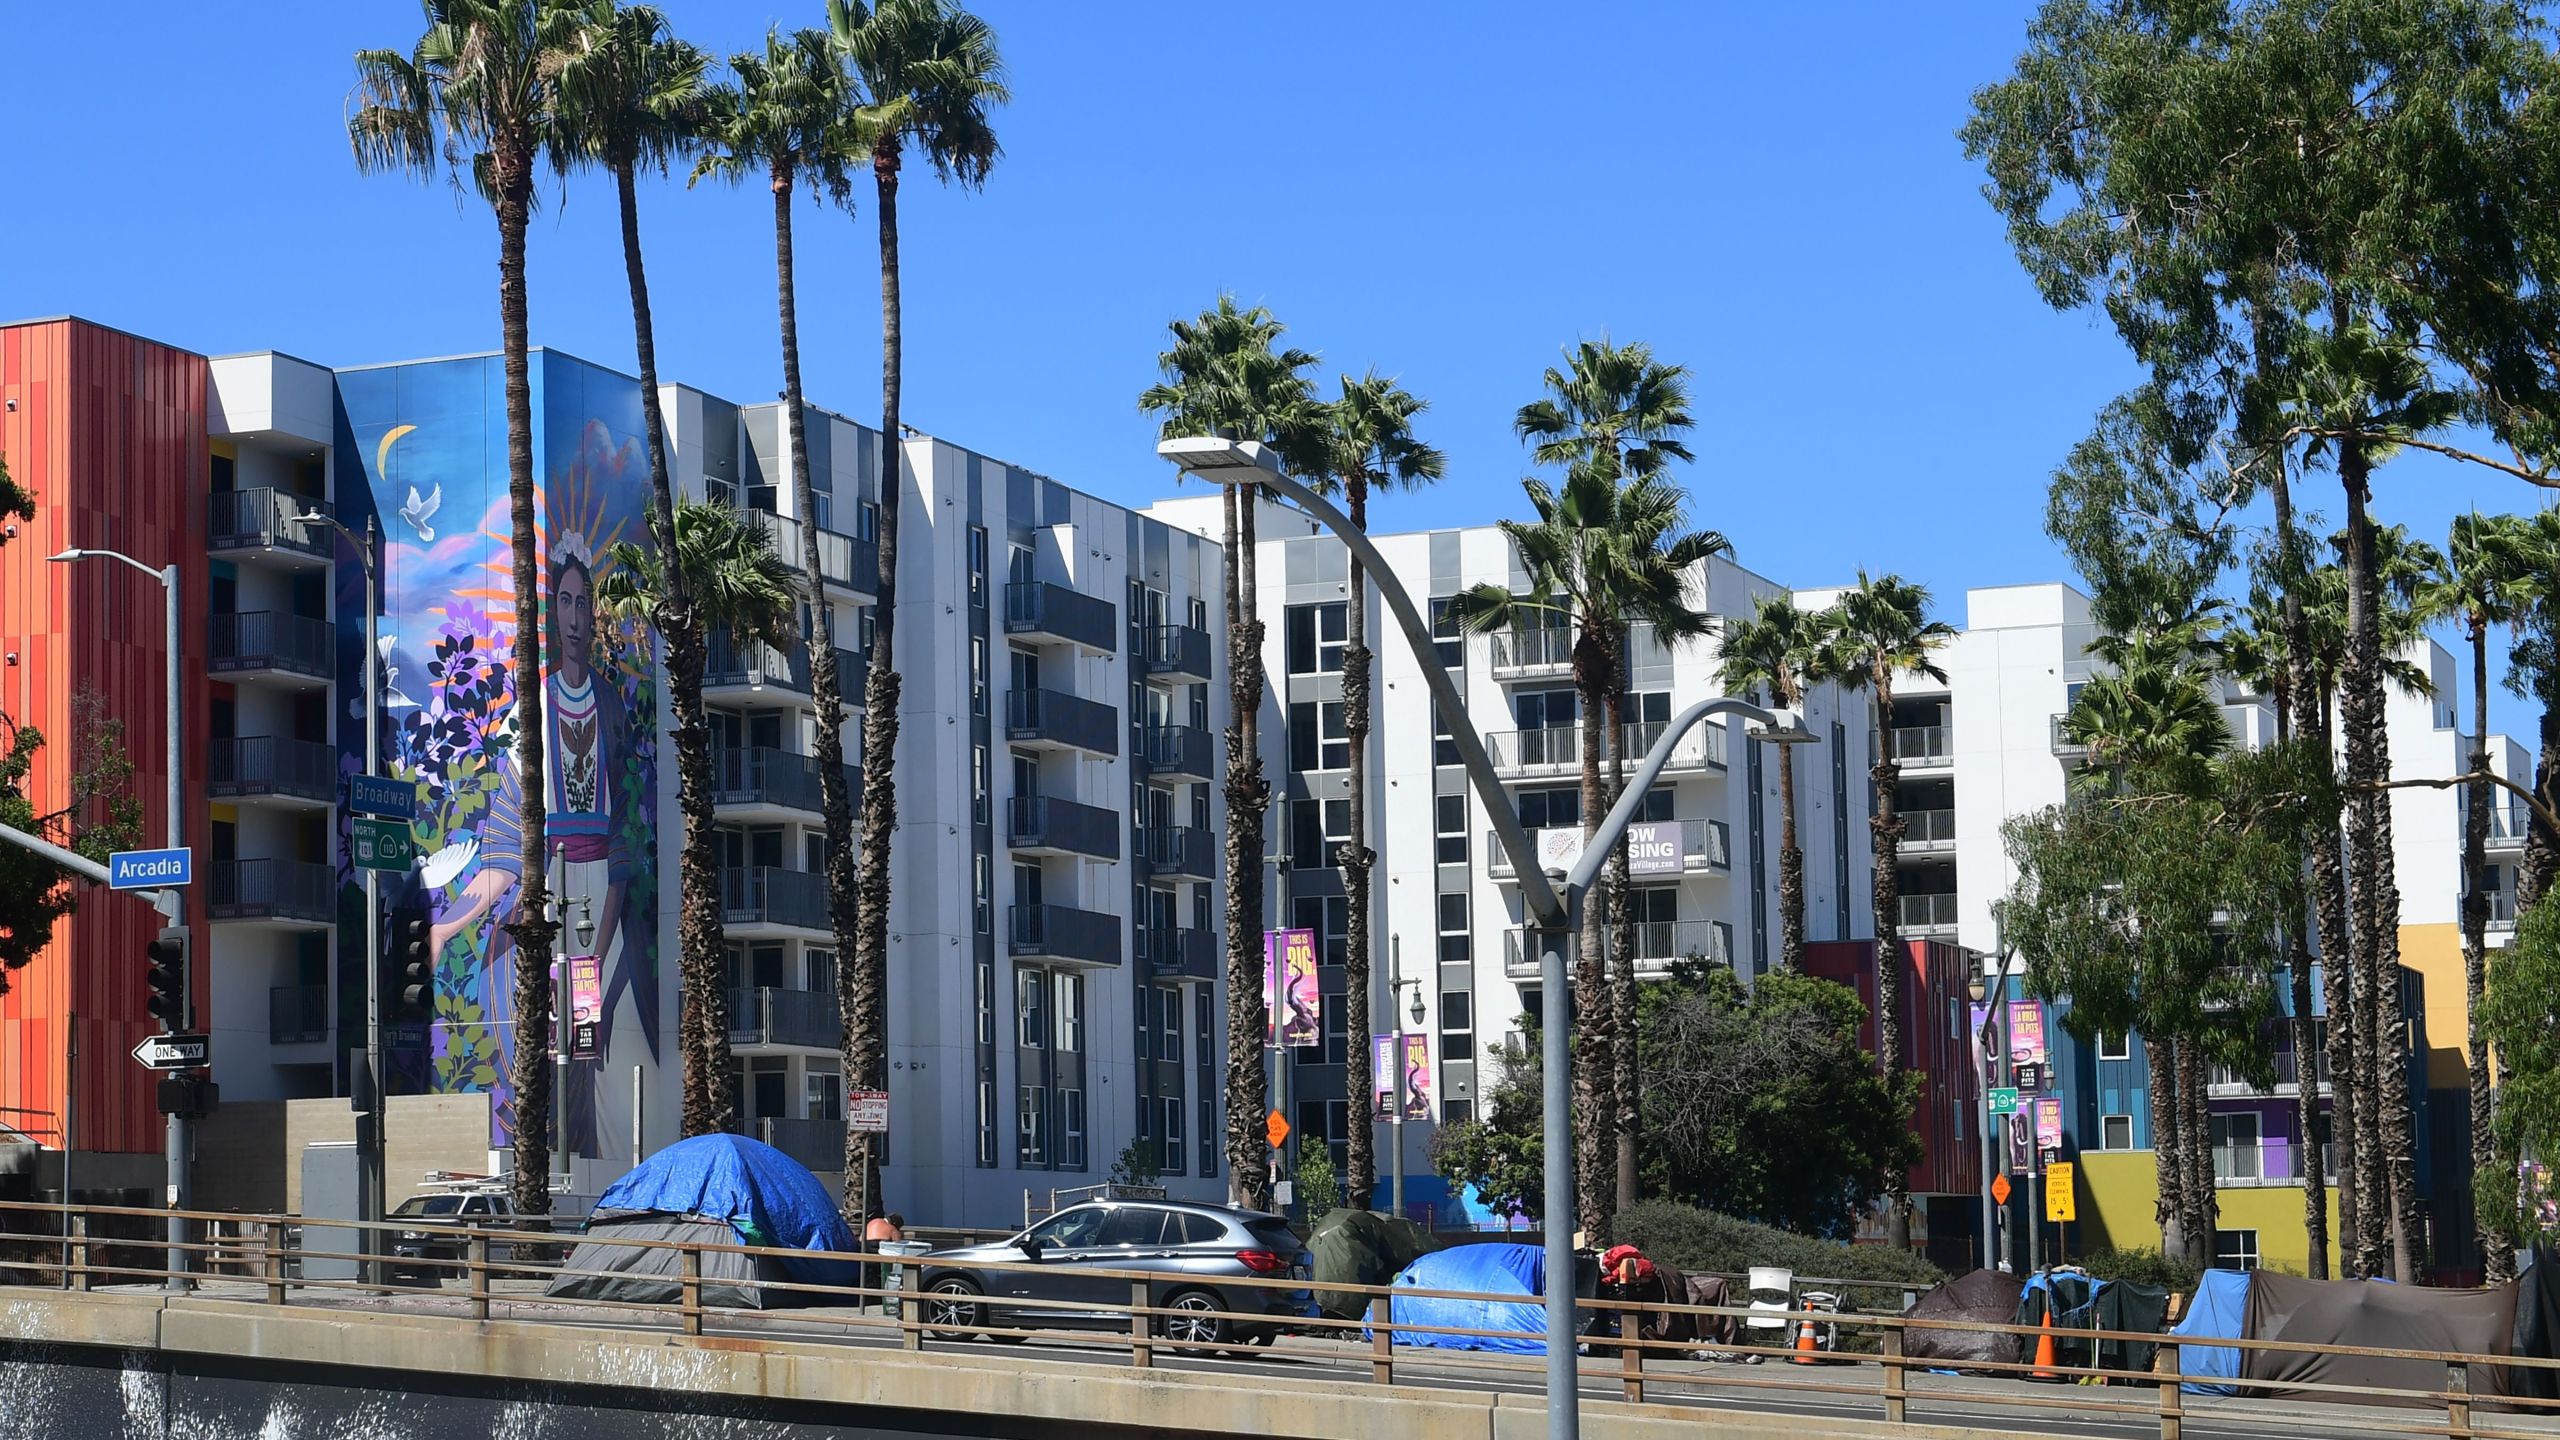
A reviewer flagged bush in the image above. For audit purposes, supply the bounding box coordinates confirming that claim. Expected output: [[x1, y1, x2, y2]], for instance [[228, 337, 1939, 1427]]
[[2072, 1246, 2201, 1295], [1611, 1200, 1943, 1311]]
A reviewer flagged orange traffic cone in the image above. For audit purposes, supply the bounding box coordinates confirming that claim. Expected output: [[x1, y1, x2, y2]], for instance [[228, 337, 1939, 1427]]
[[2030, 1300, 2059, 1381], [1791, 1314, 1820, 1364]]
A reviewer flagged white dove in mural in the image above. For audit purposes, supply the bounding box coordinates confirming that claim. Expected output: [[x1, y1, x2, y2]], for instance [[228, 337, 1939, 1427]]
[[348, 634, 420, 719], [400, 483, 441, 543]]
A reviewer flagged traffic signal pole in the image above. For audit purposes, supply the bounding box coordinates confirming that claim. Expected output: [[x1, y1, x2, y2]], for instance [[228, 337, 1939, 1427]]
[[358, 519, 384, 1287]]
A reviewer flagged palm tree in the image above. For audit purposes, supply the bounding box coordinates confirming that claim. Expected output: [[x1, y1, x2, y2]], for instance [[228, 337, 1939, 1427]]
[[548, 0, 717, 1134], [827, 0, 1005, 1218], [692, 26, 863, 1179], [1717, 597, 1826, 972], [1140, 296, 1320, 1210], [2059, 653, 2232, 781], [1449, 469, 1726, 1235], [1304, 371, 1444, 1209], [2422, 513, 2529, 1283], [352, 0, 576, 1217], [1813, 571, 1953, 1251]]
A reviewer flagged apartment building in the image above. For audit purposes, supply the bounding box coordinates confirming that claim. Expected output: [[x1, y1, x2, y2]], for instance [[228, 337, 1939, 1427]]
[[0, 319, 1228, 1230]]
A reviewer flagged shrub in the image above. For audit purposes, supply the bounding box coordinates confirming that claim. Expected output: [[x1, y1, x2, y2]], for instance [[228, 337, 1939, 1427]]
[[1611, 1200, 1943, 1311], [2072, 1245, 2201, 1295]]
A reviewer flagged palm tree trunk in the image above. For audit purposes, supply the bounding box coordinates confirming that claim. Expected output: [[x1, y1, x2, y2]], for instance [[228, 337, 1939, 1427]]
[[617, 161, 725, 1141], [2316, 681, 2362, 1276], [1223, 483, 1273, 1210], [845, 144, 905, 1217], [1606, 679, 1638, 1217], [496, 158, 554, 1218], [1573, 630, 1616, 1238], [2260, 410, 2329, 1277], [1341, 476, 1375, 1210], [1777, 735, 1803, 973], [2179, 1037, 2216, 1270], [2151, 1035, 2187, 1266], [1871, 674, 1909, 1250], [2526, 698, 2560, 909], [2338, 439, 2419, 1284], [2466, 619, 2511, 1283]]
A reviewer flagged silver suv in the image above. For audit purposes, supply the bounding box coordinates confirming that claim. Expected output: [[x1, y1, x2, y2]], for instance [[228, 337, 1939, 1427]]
[[918, 1200, 1313, 1348]]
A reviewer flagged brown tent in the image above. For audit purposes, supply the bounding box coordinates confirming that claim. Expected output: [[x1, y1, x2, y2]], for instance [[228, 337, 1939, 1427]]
[[2241, 1271, 2517, 1407], [1905, 1269, 2026, 1370]]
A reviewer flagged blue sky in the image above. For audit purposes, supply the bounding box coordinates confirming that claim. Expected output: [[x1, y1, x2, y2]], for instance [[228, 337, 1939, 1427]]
[[0, 2, 2541, 738]]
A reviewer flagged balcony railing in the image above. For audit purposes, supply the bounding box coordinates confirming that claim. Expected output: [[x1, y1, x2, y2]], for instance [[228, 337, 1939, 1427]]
[[720, 866, 832, 932], [1008, 795, 1122, 861], [208, 488, 331, 562], [1007, 687, 1119, 758], [1143, 925, 1218, 982], [729, 985, 843, 1051], [714, 747, 857, 817], [1486, 625, 1575, 677], [2490, 799, 2535, 844], [1621, 718, 1728, 770], [1899, 893, 1959, 929], [208, 736, 336, 804], [761, 513, 879, 595], [209, 612, 332, 681], [1005, 580, 1118, 653], [1899, 809, 1956, 846], [210, 859, 334, 924], [1501, 920, 1730, 979], [1140, 724, 1215, 781], [2486, 888, 2519, 929], [758, 1115, 844, 1173], [1140, 623, 1213, 682], [1008, 903, 1122, 967], [1140, 824, 1215, 881], [1885, 725, 1951, 765], [2050, 714, 2090, 762], [2209, 1044, 2333, 1093], [705, 631, 810, 697], [1485, 722, 1721, 775], [268, 984, 329, 1045]]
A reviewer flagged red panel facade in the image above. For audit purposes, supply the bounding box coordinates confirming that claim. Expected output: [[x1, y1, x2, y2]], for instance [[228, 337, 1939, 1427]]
[[1801, 938, 1984, 1202], [0, 318, 212, 1156]]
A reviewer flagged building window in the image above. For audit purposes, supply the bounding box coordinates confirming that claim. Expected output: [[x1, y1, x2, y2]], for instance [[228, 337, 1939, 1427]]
[[971, 637, 988, 716], [976, 1080, 997, 1167], [1018, 968, 1047, 1049], [974, 855, 992, 934], [1515, 786, 1579, 831], [1286, 602, 1347, 674], [2213, 1230, 2260, 1272], [972, 743, 990, 826], [2100, 1114, 2134, 1151], [1293, 895, 1349, 969], [1288, 700, 1350, 773], [1054, 972, 1084, 1054], [1428, 595, 1462, 667], [1295, 1099, 1350, 1170], [1442, 1097, 1474, 1124], [975, 961, 995, 1046], [2099, 1031, 2130, 1061], [1440, 990, 1474, 1063], [1432, 701, 1461, 768], [805, 947, 837, 995], [1057, 1088, 1086, 1170], [968, 524, 988, 608], [1018, 1084, 1048, 1167], [1158, 985, 1182, 1061], [1161, 1096, 1185, 1173], [1196, 988, 1217, 1180], [1291, 798, 1351, 871], [1437, 891, 1470, 967], [2210, 1111, 2262, 1181], [1436, 793, 1468, 864]]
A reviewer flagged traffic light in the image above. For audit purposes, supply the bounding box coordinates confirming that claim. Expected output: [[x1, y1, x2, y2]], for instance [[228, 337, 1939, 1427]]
[[145, 926, 188, 1028], [395, 905, 434, 1020]]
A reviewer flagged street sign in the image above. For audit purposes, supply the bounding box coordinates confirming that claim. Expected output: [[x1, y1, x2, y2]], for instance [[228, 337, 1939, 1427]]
[[1990, 1173, 2012, 1206], [1988, 1086, 2021, 1116], [108, 847, 192, 890], [348, 773, 416, 821], [2012, 1061, 2045, 1095], [351, 815, 414, 871], [1265, 1109, 1291, 1149], [2046, 1160, 2077, 1222], [132, 1033, 210, 1070], [850, 1090, 890, 1133]]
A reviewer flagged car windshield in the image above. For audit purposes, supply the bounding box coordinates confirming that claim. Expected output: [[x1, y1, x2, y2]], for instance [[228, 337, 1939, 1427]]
[[1025, 1207, 1108, 1250], [392, 1195, 467, 1217]]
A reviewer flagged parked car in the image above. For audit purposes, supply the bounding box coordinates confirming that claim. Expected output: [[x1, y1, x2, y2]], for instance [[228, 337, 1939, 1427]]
[[917, 1200, 1313, 1349], [387, 1187, 520, 1284]]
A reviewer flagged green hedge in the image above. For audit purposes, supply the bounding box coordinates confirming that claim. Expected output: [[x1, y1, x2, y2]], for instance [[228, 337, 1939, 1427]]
[[2069, 1245, 2202, 1295], [1610, 1200, 1944, 1310]]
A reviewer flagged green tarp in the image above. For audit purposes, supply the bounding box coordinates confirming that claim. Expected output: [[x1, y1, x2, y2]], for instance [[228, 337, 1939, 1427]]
[[1311, 1209, 1441, 1320]]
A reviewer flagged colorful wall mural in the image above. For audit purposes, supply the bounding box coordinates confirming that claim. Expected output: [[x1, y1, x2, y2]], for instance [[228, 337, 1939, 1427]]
[[336, 352, 662, 1161]]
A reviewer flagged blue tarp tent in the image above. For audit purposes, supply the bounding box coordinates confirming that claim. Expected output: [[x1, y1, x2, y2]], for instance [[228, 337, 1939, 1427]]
[[1389, 1244, 1552, 1353], [2171, 1269, 2250, 1394], [546, 1134, 859, 1308]]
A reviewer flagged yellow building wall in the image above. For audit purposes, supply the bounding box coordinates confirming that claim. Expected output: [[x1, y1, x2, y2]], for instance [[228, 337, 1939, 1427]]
[[2400, 922, 2473, 1089], [2077, 1151, 2341, 1276]]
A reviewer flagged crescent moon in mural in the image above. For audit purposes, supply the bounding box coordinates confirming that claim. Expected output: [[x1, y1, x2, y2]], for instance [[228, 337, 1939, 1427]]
[[375, 422, 416, 478]]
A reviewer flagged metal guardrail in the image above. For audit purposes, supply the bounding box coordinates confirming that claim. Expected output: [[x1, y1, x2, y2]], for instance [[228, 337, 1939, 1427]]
[[7, 1198, 2559, 1439], [1900, 893, 1958, 928], [267, 985, 328, 1045]]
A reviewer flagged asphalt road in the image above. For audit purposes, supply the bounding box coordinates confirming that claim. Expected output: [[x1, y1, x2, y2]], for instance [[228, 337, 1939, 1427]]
[[107, 1280, 2560, 1440]]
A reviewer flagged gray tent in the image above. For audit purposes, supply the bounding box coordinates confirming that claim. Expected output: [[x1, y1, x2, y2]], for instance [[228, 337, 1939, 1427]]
[[1905, 1269, 2026, 1369], [2242, 1271, 2518, 1406], [546, 1214, 814, 1310]]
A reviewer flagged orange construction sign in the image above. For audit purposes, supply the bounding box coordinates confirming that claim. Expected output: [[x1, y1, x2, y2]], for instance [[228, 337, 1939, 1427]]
[[1266, 1110, 1291, 1149], [1990, 1173, 2013, 1206]]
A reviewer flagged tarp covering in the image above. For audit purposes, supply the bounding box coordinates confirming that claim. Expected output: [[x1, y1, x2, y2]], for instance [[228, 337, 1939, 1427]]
[[588, 1133, 857, 1285], [2016, 1268, 2102, 1370], [545, 1216, 790, 1310], [1905, 1269, 2025, 1369], [2242, 1271, 2518, 1406], [2171, 1269, 2249, 1394], [1311, 1209, 1442, 1320], [2094, 1278, 2170, 1376], [2513, 1245, 2560, 1403], [1389, 1244, 1554, 1353]]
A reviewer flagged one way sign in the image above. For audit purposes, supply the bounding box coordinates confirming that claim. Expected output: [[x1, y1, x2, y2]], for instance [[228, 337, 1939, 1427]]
[[132, 1033, 210, 1070]]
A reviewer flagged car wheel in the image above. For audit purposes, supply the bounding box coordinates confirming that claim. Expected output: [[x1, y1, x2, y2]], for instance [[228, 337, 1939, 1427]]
[[924, 1279, 989, 1341], [1157, 1290, 1228, 1351]]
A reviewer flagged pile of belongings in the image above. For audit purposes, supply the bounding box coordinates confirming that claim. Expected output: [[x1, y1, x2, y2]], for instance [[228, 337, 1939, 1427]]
[[1903, 1268, 2025, 1370], [1592, 1243, 1742, 1359], [2011, 1265, 2170, 1379]]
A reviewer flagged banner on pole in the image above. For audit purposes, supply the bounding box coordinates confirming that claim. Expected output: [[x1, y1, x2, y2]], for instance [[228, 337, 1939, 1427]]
[[2008, 999, 2048, 1068], [1266, 929, 1320, 1049], [1373, 1034, 1398, 1118], [2034, 1096, 2065, 1155], [566, 954, 602, 1060], [1401, 1034, 1432, 1120]]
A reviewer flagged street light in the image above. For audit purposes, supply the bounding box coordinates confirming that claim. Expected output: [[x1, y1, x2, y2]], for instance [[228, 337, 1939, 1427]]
[[1387, 936, 1426, 1218], [1158, 435, 1816, 1440], [48, 545, 188, 1291], [1971, 916, 2024, 1275]]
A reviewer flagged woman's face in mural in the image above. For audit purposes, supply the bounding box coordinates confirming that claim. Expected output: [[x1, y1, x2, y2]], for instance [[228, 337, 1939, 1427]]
[[555, 560, 594, 674]]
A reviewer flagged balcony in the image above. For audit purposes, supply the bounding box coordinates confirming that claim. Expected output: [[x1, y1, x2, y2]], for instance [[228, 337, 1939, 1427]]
[[729, 986, 844, 1051], [721, 866, 832, 934], [1007, 687, 1118, 759], [2489, 799, 2533, 851], [757, 1116, 844, 1173], [1140, 724, 1215, 783], [1898, 808, 1956, 854], [1501, 920, 1730, 980], [1141, 824, 1216, 883], [1899, 892, 1959, 933], [1621, 719, 1728, 771], [1140, 623, 1213, 684], [1485, 722, 1723, 778], [268, 985, 329, 1045], [208, 736, 336, 807], [207, 488, 331, 567], [1005, 580, 1118, 654], [1143, 925, 1218, 983], [2208, 1044, 2333, 1097], [1009, 795, 1122, 861], [2050, 714, 2090, 764], [704, 631, 810, 702], [1008, 903, 1122, 968], [761, 512, 879, 595], [1881, 725, 1952, 770], [713, 747, 859, 821], [209, 611, 332, 685], [209, 859, 334, 926], [2487, 888, 2519, 932], [1487, 625, 1575, 680]]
